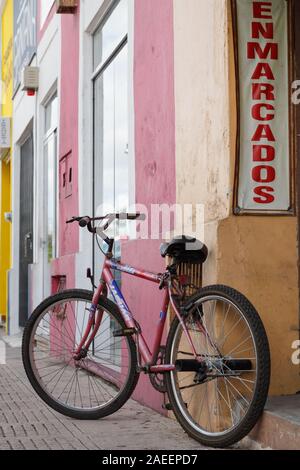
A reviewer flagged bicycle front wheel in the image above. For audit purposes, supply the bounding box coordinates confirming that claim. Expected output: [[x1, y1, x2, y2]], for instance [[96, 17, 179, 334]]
[[22, 289, 139, 420], [165, 285, 270, 448]]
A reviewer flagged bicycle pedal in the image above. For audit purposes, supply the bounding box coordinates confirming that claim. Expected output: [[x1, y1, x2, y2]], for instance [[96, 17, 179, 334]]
[[113, 328, 136, 337], [163, 402, 187, 411], [162, 403, 173, 411]]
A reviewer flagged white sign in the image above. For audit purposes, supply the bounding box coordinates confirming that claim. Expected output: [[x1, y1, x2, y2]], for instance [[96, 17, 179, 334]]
[[0, 118, 11, 148], [236, 0, 290, 212], [14, 0, 37, 92]]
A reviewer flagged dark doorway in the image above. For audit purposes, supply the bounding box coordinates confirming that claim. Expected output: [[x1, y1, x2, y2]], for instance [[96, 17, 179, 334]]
[[19, 134, 34, 327]]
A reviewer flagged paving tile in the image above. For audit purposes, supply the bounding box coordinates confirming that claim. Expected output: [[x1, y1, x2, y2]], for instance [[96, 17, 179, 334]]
[[0, 345, 256, 450]]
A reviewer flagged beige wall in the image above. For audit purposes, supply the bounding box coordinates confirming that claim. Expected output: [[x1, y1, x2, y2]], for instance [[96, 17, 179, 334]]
[[174, 0, 231, 221], [173, 0, 300, 394]]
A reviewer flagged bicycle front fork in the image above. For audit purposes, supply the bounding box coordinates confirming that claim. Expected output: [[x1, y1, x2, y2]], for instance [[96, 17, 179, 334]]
[[73, 279, 108, 360]]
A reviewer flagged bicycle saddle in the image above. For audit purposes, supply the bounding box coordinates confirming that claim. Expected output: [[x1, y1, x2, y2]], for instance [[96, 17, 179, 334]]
[[160, 235, 208, 264]]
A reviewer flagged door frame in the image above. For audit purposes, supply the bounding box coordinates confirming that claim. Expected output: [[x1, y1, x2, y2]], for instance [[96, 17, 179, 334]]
[[18, 130, 34, 327], [42, 92, 59, 298]]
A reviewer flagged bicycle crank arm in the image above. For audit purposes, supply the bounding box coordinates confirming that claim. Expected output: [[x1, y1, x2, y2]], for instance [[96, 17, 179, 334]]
[[175, 359, 205, 371]]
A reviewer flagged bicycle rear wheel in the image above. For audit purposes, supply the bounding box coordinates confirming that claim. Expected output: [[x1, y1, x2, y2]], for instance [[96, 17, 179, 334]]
[[22, 289, 139, 419], [165, 285, 270, 448]]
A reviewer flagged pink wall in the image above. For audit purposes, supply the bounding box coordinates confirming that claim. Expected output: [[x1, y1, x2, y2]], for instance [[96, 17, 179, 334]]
[[51, 5, 80, 286], [58, 8, 80, 259], [122, 0, 176, 412], [44, 0, 176, 412]]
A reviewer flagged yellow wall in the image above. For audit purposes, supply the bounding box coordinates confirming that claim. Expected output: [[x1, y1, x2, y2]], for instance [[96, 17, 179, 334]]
[[173, 0, 299, 394], [1, 0, 13, 116], [0, 0, 13, 326]]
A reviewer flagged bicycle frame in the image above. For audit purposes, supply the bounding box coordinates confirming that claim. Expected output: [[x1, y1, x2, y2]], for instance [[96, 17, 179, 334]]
[[75, 258, 199, 373]]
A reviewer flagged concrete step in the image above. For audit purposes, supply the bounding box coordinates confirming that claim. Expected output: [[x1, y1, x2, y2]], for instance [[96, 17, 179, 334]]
[[1, 332, 22, 348], [250, 395, 300, 450]]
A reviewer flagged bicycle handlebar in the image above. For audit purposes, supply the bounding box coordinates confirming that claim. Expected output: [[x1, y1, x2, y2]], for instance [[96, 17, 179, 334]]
[[66, 213, 146, 237]]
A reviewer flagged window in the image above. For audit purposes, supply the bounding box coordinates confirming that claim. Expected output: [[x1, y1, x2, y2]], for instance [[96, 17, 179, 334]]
[[44, 94, 58, 262], [93, 0, 129, 240], [93, 0, 128, 71], [92, 0, 129, 368], [94, 45, 129, 214]]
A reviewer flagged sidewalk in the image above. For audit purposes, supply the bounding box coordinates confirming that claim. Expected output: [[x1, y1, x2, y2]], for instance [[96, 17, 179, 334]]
[[0, 337, 258, 450]]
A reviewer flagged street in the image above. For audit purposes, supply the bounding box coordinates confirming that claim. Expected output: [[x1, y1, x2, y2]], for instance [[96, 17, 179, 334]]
[[0, 337, 258, 451]]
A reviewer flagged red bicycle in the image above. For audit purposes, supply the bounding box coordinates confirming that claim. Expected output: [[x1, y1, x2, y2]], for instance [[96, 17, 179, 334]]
[[22, 213, 270, 448]]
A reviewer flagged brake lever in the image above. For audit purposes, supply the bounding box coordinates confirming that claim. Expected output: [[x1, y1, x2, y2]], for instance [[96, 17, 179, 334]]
[[79, 217, 90, 227], [66, 217, 77, 224]]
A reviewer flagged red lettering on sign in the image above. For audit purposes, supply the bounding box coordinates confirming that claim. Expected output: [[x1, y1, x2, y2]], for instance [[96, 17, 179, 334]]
[[252, 124, 276, 142], [241, 1, 280, 205], [252, 22, 274, 39], [253, 186, 275, 204], [252, 83, 275, 100], [252, 103, 275, 121], [253, 145, 275, 162], [252, 165, 275, 183], [253, 2, 272, 19], [251, 63, 275, 80], [247, 42, 278, 60]]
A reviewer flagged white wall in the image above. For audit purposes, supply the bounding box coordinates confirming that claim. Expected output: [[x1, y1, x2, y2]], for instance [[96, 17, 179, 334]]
[[9, 12, 60, 335], [76, 0, 105, 292], [30, 11, 60, 308]]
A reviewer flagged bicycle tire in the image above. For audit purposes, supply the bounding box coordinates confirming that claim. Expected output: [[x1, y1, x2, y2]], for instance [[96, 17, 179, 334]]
[[165, 285, 271, 448], [22, 289, 139, 420]]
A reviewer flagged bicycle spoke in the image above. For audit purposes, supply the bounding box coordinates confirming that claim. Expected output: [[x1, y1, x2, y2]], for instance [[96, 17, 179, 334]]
[[170, 292, 261, 438], [28, 296, 134, 413]]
